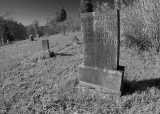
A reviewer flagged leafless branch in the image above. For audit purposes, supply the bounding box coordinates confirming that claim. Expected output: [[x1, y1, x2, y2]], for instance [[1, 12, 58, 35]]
[[0, 9, 12, 18]]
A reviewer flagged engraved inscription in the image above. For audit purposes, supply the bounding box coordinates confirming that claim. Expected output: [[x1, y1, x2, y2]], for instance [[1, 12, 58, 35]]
[[85, 38, 117, 44], [81, 9, 119, 70]]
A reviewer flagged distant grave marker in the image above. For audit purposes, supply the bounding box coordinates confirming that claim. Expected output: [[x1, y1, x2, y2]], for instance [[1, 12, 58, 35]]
[[29, 35, 34, 41], [42, 39, 50, 52], [1, 38, 4, 44], [72, 36, 79, 45], [78, 5, 125, 95], [7, 40, 9, 44], [36, 34, 40, 38], [41, 39, 54, 58]]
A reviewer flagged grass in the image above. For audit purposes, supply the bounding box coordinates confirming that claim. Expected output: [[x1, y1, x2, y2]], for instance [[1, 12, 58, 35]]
[[0, 32, 160, 113]]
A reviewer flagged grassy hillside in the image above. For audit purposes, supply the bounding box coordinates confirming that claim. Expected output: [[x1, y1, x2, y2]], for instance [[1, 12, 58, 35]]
[[0, 32, 160, 114]]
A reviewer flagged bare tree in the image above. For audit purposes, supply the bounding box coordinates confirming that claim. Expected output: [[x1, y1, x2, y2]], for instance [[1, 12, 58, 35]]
[[65, 16, 75, 32], [55, 6, 67, 35], [47, 12, 56, 24], [32, 20, 39, 37], [46, 7, 67, 35], [0, 9, 12, 19]]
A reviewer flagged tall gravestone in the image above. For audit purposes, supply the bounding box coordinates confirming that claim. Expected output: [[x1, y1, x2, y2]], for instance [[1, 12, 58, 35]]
[[78, 5, 125, 95]]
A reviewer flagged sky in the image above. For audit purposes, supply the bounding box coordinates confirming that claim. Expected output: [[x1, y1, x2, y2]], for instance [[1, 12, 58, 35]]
[[0, 0, 110, 26], [0, 0, 80, 26]]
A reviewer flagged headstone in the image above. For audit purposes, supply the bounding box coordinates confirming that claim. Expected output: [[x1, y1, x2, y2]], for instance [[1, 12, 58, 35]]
[[29, 35, 34, 41], [78, 5, 125, 95], [1, 38, 4, 44], [36, 34, 40, 38], [7, 40, 9, 44], [72, 36, 79, 45], [42, 39, 50, 52], [41, 39, 53, 58]]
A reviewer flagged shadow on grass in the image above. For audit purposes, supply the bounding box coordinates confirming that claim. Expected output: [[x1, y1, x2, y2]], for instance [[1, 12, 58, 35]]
[[77, 43, 83, 45], [49, 51, 55, 58], [54, 52, 73, 57], [74, 42, 83, 45], [32, 39, 38, 41], [122, 78, 160, 95]]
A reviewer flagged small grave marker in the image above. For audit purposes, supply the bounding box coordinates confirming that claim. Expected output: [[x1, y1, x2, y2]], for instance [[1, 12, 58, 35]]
[[7, 40, 9, 44], [36, 34, 40, 38], [29, 35, 34, 41], [1, 38, 4, 44], [72, 36, 79, 45], [41, 39, 54, 58], [79, 4, 125, 95], [42, 39, 50, 52]]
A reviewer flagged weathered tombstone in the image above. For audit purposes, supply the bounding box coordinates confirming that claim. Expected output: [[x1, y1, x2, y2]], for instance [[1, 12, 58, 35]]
[[42, 39, 50, 51], [78, 4, 125, 95], [72, 36, 79, 45], [29, 35, 34, 41], [7, 40, 9, 44], [36, 34, 40, 38], [1, 38, 4, 44], [42, 39, 54, 58]]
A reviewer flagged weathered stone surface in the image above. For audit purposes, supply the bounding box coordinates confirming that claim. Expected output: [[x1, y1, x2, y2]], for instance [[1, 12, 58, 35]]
[[42, 39, 50, 52], [41, 39, 54, 58], [43, 51, 50, 59], [1, 38, 4, 44], [79, 8, 124, 95], [81, 9, 120, 70], [29, 35, 34, 41], [36, 34, 40, 38], [79, 64, 124, 94], [72, 36, 79, 45], [7, 40, 9, 44]]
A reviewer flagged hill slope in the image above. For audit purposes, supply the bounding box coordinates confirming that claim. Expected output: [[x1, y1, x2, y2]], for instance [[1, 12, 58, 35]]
[[0, 32, 160, 114]]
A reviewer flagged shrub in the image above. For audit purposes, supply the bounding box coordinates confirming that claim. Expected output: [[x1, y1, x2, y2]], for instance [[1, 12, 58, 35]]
[[55, 6, 67, 35], [55, 6, 67, 23], [121, 0, 160, 52], [122, 0, 136, 6], [37, 26, 46, 37], [46, 20, 60, 36], [32, 20, 39, 37], [1, 19, 27, 42], [80, 0, 93, 13], [26, 25, 35, 37]]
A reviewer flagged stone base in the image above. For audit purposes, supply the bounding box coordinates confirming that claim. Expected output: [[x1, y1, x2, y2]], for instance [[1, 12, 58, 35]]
[[78, 64, 125, 95], [43, 51, 54, 59], [30, 38, 34, 41]]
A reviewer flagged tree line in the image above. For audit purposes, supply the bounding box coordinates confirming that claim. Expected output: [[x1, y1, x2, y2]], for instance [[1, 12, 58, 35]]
[[0, 0, 134, 43], [0, 17, 27, 43], [0, 0, 94, 43]]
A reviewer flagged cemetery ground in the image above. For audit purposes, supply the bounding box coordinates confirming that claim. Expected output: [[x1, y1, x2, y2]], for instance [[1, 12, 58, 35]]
[[0, 32, 160, 114]]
